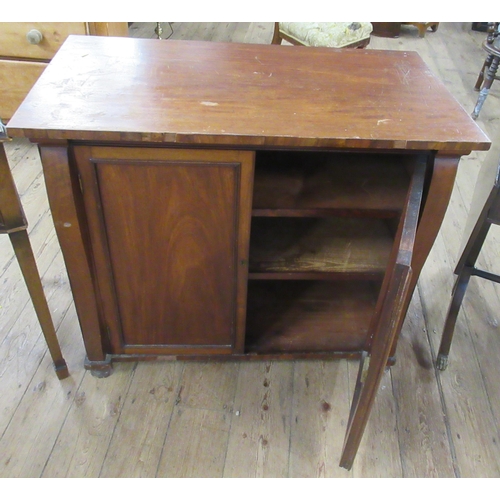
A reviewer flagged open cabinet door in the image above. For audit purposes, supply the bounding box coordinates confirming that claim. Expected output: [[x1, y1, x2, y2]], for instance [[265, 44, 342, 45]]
[[339, 157, 427, 470]]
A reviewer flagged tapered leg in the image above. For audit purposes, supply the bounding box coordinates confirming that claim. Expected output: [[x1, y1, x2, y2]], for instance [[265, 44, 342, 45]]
[[9, 230, 69, 379], [1, 140, 68, 379]]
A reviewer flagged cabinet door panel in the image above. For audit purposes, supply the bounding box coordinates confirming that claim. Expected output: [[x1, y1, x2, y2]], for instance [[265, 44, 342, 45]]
[[75, 146, 254, 354]]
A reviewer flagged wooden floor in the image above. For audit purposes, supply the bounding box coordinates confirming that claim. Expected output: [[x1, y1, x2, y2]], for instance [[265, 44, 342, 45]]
[[1, 22, 500, 478]]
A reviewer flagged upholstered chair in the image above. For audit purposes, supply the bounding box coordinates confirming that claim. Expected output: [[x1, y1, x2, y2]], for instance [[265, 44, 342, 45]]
[[271, 22, 373, 49]]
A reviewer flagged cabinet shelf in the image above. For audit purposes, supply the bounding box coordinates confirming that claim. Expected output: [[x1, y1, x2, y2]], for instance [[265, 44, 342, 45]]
[[245, 281, 379, 354], [248, 217, 393, 279], [252, 151, 411, 218]]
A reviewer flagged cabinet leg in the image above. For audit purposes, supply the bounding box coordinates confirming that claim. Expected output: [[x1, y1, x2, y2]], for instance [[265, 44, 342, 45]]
[[389, 154, 460, 360], [40, 145, 107, 367], [9, 230, 69, 379], [84, 355, 113, 378]]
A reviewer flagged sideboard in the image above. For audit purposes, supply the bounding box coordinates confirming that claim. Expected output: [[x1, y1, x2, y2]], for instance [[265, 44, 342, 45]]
[[7, 35, 490, 469]]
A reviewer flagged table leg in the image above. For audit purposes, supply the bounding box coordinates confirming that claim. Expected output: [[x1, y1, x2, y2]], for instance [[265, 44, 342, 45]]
[[9, 230, 69, 379], [1, 141, 68, 379]]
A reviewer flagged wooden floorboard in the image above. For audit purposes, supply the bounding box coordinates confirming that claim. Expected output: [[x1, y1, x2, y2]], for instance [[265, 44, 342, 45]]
[[1, 22, 499, 477], [223, 361, 294, 478]]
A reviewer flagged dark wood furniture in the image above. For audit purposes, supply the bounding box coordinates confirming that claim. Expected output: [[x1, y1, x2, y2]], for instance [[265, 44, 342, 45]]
[[0, 122, 68, 379], [371, 23, 402, 38], [472, 22, 500, 119], [372, 22, 439, 38], [437, 155, 500, 370], [6, 35, 490, 469]]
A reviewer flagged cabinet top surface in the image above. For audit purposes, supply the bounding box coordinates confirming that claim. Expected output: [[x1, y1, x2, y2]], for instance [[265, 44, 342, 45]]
[[7, 35, 490, 152]]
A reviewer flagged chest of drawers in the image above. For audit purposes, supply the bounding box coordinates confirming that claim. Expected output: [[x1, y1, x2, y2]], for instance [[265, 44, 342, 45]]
[[0, 22, 127, 120]]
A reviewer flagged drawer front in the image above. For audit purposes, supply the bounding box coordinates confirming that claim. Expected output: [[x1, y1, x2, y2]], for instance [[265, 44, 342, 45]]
[[0, 22, 87, 60], [0, 59, 47, 120]]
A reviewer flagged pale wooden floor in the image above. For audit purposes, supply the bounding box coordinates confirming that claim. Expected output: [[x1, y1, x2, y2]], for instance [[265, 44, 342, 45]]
[[1, 22, 500, 478]]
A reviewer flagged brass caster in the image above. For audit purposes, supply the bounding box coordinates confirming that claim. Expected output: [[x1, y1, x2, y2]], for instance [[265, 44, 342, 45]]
[[436, 354, 448, 371]]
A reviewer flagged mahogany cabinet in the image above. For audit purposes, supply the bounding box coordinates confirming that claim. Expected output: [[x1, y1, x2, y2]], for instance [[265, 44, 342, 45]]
[[7, 35, 490, 469], [72, 145, 422, 362]]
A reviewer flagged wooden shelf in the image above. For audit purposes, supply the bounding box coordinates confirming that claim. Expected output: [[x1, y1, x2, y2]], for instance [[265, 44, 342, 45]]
[[245, 281, 380, 354], [252, 151, 411, 218], [249, 217, 393, 279]]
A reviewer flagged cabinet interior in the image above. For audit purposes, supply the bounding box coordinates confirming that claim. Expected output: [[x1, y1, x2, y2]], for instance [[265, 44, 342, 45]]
[[245, 150, 414, 355]]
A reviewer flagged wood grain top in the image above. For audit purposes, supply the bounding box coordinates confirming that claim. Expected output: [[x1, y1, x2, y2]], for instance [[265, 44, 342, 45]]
[[7, 35, 490, 152]]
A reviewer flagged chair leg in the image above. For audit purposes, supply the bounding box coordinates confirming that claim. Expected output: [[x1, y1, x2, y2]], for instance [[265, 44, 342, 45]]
[[417, 24, 427, 38], [271, 22, 282, 45], [437, 210, 493, 370], [9, 230, 69, 379], [436, 267, 473, 370], [474, 54, 493, 91], [472, 55, 499, 119]]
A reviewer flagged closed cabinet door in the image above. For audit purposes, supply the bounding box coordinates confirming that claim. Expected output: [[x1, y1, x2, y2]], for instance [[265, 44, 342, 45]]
[[73, 146, 254, 356]]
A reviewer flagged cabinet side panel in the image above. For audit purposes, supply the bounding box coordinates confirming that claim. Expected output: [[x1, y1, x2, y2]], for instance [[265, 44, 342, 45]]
[[95, 159, 239, 349]]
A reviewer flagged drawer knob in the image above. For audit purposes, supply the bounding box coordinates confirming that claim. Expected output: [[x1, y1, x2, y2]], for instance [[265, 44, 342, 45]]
[[26, 29, 43, 45]]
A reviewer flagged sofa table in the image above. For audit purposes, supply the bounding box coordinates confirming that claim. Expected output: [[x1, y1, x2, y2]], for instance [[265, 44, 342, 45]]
[[7, 35, 490, 469]]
